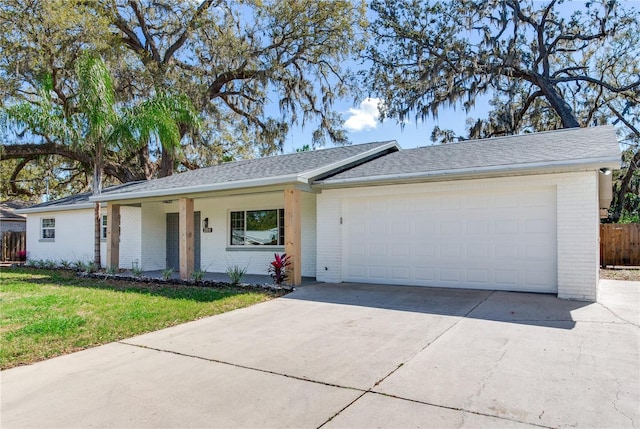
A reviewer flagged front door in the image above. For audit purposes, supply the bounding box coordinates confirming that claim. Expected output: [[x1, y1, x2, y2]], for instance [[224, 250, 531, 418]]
[[166, 211, 201, 271]]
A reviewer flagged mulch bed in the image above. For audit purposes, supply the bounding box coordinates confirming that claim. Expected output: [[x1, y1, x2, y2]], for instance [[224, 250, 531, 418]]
[[600, 268, 640, 281]]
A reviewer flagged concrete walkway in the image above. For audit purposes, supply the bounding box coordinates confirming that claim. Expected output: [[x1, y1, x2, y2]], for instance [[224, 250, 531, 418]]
[[2, 280, 638, 428]]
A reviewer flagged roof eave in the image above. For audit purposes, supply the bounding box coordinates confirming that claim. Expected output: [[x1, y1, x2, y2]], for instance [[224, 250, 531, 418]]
[[90, 174, 305, 203], [15, 202, 97, 214], [314, 157, 621, 189]]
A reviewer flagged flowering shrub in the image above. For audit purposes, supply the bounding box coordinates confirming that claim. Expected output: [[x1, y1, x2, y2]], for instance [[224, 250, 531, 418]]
[[268, 253, 291, 287], [16, 250, 27, 261]]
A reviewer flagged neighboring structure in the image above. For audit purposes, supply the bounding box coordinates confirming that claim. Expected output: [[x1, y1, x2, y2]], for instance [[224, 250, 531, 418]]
[[1, 200, 28, 234], [18, 126, 621, 301], [1, 201, 28, 261]]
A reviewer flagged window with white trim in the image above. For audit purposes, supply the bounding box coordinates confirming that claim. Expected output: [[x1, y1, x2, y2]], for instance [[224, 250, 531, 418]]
[[101, 215, 108, 240], [41, 218, 55, 240], [230, 209, 285, 246]]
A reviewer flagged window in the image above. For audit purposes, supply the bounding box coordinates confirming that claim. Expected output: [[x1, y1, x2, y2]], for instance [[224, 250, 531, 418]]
[[230, 209, 285, 246], [101, 215, 108, 240], [41, 218, 55, 240]]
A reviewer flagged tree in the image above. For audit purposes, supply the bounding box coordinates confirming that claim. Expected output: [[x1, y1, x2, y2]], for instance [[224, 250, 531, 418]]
[[100, 0, 366, 175], [365, 0, 640, 221], [4, 53, 199, 265], [0, 0, 367, 192]]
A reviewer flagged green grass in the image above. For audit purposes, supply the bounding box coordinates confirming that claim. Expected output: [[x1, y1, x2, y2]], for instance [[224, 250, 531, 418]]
[[0, 268, 278, 369]]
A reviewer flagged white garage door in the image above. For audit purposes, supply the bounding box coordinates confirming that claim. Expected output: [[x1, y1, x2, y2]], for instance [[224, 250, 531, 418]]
[[344, 187, 557, 293]]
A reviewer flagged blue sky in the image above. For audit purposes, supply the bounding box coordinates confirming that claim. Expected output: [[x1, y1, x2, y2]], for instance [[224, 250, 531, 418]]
[[279, 0, 622, 153], [283, 95, 493, 152]]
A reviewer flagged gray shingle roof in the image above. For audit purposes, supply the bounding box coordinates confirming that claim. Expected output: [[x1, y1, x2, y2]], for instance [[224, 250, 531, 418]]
[[16, 182, 144, 213], [92, 141, 397, 201], [316, 126, 620, 185], [0, 201, 29, 220]]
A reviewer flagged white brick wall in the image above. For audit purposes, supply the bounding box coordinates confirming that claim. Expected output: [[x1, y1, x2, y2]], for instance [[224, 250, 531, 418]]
[[316, 171, 601, 301], [556, 172, 600, 301], [300, 191, 317, 277], [118, 206, 142, 269], [26, 208, 96, 264], [25, 205, 142, 269], [140, 201, 172, 270]]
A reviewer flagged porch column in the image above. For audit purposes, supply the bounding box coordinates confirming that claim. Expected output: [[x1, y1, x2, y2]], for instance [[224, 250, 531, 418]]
[[179, 197, 195, 280], [105, 203, 120, 270], [284, 187, 302, 286]]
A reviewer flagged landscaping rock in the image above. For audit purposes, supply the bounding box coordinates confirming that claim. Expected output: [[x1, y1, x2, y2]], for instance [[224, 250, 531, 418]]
[[77, 271, 295, 293]]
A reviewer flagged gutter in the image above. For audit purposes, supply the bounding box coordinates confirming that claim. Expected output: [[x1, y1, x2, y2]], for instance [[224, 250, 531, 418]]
[[16, 202, 98, 215], [314, 157, 621, 189]]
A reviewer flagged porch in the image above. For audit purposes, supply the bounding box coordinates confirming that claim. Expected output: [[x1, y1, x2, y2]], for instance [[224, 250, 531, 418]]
[[104, 188, 316, 286]]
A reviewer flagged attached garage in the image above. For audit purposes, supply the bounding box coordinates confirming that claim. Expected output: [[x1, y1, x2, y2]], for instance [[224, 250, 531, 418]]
[[315, 126, 621, 301], [343, 186, 557, 293]]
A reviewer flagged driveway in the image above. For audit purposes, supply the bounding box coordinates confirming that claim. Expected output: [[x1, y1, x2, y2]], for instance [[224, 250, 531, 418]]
[[2, 280, 638, 428]]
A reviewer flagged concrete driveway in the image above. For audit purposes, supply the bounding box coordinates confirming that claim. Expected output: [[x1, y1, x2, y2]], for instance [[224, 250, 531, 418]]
[[2, 280, 638, 428]]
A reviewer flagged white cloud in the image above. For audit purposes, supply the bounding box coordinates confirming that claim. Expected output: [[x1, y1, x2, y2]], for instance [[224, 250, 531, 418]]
[[344, 98, 383, 132]]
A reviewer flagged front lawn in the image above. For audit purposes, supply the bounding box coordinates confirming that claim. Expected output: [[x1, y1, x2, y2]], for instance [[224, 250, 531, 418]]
[[0, 268, 278, 369]]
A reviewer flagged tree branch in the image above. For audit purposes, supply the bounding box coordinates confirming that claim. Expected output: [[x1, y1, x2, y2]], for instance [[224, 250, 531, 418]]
[[554, 75, 640, 93], [128, 0, 161, 63], [163, 0, 217, 65]]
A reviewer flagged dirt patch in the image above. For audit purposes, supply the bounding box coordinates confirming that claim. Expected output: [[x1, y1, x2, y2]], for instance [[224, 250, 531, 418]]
[[600, 268, 640, 281]]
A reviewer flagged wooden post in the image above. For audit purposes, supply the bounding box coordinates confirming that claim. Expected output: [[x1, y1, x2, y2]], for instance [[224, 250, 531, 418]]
[[284, 187, 302, 286], [179, 197, 195, 280], [106, 203, 120, 270]]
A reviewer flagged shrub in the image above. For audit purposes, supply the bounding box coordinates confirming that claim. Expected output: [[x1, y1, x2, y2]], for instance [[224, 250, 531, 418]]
[[191, 269, 206, 282], [161, 268, 174, 280], [59, 260, 72, 270], [268, 253, 291, 287], [227, 264, 248, 286], [86, 262, 99, 273], [43, 259, 57, 269], [73, 260, 87, 272], [131, 262, 144, 277]]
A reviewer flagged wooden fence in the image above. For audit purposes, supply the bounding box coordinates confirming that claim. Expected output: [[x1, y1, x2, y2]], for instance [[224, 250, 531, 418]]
[[600, 223, 640, 267], [1, 231, 26, 262]]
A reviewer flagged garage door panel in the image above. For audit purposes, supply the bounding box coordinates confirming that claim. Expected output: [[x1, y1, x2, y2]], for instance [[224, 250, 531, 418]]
[[390, 244, 409, 257], [467, 269, 489, 283], [415, 244, 435, 257], [439, 195, 461, 210], [440, 243, 461, 258], [415, 267, 435, 282], [439, 220, 460, 234], [368, 266, 387, 279], [466, 195, 488, 209], [494, 269, 519, 285], [390, 266, 411, 280], [344, 187, 557, 293], [440, 268, 461, 282], [466, 220, 488, 234], [467, 243, 488, 258]]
